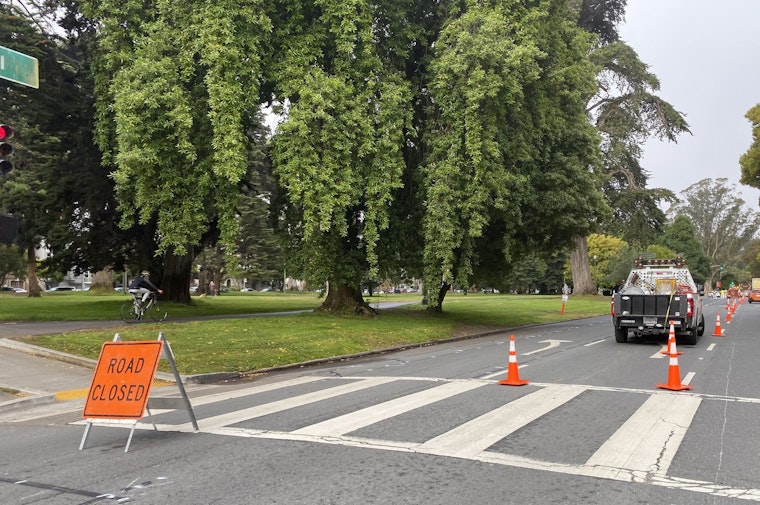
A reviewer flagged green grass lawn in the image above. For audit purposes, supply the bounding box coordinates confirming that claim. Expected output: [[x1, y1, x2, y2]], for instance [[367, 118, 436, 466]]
[[0, 290, 325, 321], [4, 291, 609, 375]]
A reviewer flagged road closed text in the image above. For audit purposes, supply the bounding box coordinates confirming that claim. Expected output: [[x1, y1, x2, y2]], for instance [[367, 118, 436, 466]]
[[84, 341, 164, 419], [90, 382, 147, 402]]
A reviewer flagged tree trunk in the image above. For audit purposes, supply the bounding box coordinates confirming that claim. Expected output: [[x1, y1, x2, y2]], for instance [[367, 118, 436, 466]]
[[426, 281, 451, 313], [570, 235, 595, 295], [162, 248, 195, 304], [90, 268, 114, 292], [703, 279, 712, 295], [320, 281, 375, 315], [26, 244, 42, 298]]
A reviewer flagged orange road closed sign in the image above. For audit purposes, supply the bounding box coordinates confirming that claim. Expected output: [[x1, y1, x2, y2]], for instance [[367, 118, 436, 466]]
[[83, 340, 164, 419]]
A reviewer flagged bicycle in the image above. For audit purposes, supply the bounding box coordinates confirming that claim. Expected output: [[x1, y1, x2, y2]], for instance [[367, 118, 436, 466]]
[[120, 292, 167, 323]]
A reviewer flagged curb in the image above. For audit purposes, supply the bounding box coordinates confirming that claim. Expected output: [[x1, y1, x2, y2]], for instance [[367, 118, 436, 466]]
[[0, 337, 99, 369], [0, 393, 57, 413]]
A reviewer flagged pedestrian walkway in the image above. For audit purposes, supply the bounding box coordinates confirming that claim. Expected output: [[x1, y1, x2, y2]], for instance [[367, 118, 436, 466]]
[[0, 338, 96, 410], [66, 373, 760, 502]]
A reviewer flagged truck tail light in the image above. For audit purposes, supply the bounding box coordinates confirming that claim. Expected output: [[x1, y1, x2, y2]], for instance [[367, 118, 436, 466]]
[[687, 294, 694, 318], [610, 296, 615, 316]]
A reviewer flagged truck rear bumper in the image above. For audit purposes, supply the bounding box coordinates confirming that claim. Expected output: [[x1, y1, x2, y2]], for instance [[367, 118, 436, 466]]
[[614, 317, 687, 335]]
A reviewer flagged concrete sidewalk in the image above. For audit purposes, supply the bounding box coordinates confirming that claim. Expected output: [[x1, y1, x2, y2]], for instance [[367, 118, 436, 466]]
[[0, 320, 184, 414], [0, 338, 97, 411]]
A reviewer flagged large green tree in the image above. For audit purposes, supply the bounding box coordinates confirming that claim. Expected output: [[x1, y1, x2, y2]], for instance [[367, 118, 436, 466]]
[[668, 178, 760, 281], [0, 2, 90, 297], [81, 0, 270, 302], [269, 0, 411, 313], [567, 1, 690, 295], [26, 0, 149, 285], [420, 0, 606, 310], [659, 215, 711, 285], [740, 103, 760, 196]]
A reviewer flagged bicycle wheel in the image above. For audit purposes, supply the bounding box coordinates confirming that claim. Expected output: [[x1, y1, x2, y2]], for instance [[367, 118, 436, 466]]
[[120, 302, 141, 323], [146, 301, 167, 322]]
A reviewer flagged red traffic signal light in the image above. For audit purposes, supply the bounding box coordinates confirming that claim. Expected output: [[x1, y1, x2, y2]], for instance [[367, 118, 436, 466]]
[[0, 124, 15, 175], [0, 124, 12, 141]]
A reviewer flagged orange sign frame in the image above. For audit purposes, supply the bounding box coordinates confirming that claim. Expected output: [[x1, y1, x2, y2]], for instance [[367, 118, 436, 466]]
[[83, 340, 164, 419]]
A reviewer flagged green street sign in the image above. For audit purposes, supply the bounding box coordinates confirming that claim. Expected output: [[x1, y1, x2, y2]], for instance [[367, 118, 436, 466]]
[[0, 45, 39, 89]]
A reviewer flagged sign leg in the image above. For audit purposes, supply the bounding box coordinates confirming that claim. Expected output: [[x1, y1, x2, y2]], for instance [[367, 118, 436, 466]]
[[79, 421, 92, 451]]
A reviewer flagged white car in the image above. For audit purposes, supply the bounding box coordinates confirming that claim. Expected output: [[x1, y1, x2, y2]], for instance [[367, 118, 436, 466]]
[[1, 286, 26, 293]]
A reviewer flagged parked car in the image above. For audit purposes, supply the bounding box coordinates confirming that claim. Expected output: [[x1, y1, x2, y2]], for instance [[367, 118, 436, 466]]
[[0, 286, 25, 292], [748, 290, 760, 303], [48, 286, 76, 292]]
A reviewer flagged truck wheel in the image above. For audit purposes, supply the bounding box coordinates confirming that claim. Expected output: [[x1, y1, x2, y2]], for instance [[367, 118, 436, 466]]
[[697, 315, 705, 336], [614, 327, 628, 343]]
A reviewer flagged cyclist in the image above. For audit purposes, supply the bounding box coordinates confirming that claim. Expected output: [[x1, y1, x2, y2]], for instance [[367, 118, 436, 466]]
[[128, 270, 163, 306]]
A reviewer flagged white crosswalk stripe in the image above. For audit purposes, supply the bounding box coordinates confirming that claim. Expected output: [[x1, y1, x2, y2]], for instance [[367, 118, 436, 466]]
[[420, 384, 587, 458], [292, 380, 485, 437], [193, 376, 397, 431], [585, 392, 701, 475]]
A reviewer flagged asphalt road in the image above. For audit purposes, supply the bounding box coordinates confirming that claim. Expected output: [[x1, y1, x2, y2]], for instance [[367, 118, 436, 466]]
[[2, 297, 759, 504]]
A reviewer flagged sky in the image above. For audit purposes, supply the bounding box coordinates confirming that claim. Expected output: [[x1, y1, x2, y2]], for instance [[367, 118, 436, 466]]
[[619, 0, 760, 208]]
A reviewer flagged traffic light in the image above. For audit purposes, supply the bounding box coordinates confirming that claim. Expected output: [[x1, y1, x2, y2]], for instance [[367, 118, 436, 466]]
[[0, 124, 15, 175], [0, 214, 18, 243]]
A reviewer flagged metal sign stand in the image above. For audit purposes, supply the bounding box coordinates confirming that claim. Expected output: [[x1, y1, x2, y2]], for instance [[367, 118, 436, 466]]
[[144, 332, 199, 432], [80, 332, 198, 453], [79, 418, 141, 453]]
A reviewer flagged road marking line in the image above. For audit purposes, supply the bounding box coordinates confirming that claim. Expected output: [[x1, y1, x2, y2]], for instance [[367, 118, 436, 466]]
[[192, 377, 397, 431], [707, 343, 716, 351], [292, 381, 485, 437], [682, 372, 695, 385], [650, 345, 669, 359], [585, 393, 701, 475], [186, 376, 328, 407], [584, 339, 606, 347], [480, 365, 528, 381], [419, 384, 587, 458], [523, 340, 572, 356]]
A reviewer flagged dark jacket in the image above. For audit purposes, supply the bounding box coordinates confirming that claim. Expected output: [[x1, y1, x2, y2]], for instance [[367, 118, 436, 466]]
[[128, 275, 159, 292]]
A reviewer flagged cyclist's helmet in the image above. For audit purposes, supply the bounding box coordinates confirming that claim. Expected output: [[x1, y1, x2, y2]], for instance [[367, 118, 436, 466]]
[[141, 270, 150, 276]]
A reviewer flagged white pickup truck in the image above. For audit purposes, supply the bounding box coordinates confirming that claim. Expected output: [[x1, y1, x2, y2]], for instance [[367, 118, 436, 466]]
[[610, 257, 705, 345]]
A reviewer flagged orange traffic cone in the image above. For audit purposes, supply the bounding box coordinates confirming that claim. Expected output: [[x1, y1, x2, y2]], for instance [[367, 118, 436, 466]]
[[660, 323, 683, 355], [726, 309, 732, 324], [498, 335, 529, 386], [732, 301, 737, 314], [712, 314, 724, 337], [657, 341, 692, 391]]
